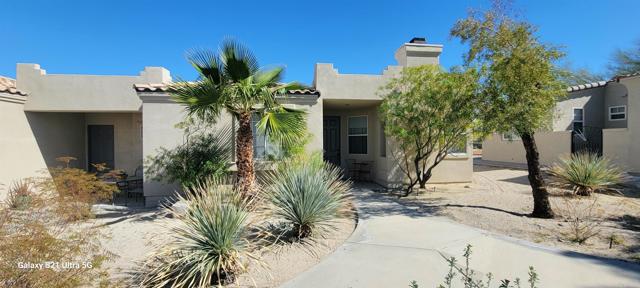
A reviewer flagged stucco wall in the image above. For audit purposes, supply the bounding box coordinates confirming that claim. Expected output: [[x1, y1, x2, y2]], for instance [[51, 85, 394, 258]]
[[314, 63, 402, 101], [482, 131, 572, 165], [619, 76, 640, 172], [554, 87, 605, 131], [0, 95, 48, 199], [603, 82, 629, 129], [26, 112, 87, 169], [140, 95, 187, 206], [18, 64, 170, 112], [602, 128, 631, 171], [0, 97, 91, 198]]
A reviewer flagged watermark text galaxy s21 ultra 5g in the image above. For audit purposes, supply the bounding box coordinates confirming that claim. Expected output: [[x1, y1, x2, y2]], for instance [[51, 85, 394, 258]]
[[17, 261, 93, 270]]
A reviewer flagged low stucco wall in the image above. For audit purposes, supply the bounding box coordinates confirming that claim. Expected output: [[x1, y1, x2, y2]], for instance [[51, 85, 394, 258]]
[[603, 128, 635, 172], [482, 131, 572, 166]]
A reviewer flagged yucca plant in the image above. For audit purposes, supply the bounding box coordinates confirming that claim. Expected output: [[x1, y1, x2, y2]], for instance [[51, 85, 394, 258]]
[[266, 153, 351, 240], [142, 179, 260, 287], [550, 152, 625, 196]]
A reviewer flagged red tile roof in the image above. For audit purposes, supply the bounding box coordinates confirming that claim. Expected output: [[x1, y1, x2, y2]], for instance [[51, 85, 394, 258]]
[[0, 76, 26, 95], [134, 83, 320, 96]]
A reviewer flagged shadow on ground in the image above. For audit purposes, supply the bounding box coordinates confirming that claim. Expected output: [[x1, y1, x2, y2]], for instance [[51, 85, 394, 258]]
[[93, 204, 165, 226], [352, 183, 528, 219]]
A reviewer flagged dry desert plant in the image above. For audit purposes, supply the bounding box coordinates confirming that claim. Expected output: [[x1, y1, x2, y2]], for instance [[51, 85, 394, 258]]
[[5, 179, 36, 210], [0, 181, 114, 287], [141, 178, 263, 287], [561, 196, 603, 244]]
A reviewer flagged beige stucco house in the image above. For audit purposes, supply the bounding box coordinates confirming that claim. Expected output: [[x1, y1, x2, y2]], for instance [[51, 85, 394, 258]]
[[482, 72, 640, 173], [0, 38, 472, 206]]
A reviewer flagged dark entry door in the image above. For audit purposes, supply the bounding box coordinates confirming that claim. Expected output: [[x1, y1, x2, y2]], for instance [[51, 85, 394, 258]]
[[323, 116, 341, 167], [88, 125, 115, 172]]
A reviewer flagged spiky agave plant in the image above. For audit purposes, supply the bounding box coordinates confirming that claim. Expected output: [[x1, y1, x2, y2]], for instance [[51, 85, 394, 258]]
[[142, 179, 261, 287], [266, 153, 351, 240], [550, 152, 625, 196]]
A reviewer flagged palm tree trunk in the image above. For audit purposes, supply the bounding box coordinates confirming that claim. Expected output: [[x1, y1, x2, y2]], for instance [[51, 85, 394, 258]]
[[520, 132, 555, 218], [236, 112, 255, 197]]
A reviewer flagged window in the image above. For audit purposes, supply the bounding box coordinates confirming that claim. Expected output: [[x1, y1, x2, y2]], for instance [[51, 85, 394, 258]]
[[348, 116, 368, 154], [572, 108, 584, 133], [447, 138, 467, 156], [502, 132, 520, 141], [251, 113, 280, 160], [609, 105, 626, 121], [379, 122, 386, 157]]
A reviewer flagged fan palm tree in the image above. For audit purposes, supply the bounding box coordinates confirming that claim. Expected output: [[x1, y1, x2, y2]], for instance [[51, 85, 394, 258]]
[[170, 39, 307, 197]]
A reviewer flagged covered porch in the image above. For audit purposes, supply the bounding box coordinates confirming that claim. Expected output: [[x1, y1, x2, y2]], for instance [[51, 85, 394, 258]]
[[26, 111, 145, 204], [322, 99, 394, 187]]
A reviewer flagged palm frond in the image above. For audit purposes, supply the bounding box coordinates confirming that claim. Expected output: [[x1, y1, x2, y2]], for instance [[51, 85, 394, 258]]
[[186, 48, 224, 84], [220, 38, 260, 81], [254, 66, 284, 87], [256, 107, 307, 147], [170, 79, 225, 121]]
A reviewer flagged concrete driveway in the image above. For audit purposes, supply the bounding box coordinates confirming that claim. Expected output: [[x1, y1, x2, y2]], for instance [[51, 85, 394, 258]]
[[281, 185, 640, 288]]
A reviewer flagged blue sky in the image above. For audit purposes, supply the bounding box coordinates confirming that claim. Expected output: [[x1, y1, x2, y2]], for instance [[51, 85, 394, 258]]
[[1, 0, 638, 85]]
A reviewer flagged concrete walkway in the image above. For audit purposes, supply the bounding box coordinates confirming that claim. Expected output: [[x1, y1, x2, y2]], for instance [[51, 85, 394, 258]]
[[281, 185, 640, 288]]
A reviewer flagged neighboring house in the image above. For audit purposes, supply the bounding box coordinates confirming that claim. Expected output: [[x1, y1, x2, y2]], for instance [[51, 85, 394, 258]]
[[482, 72, 640, 173], [0, 38, 472, 205]]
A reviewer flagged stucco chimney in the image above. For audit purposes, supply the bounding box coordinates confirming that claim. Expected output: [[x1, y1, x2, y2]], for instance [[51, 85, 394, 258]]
[[394, 37, 443, 67]]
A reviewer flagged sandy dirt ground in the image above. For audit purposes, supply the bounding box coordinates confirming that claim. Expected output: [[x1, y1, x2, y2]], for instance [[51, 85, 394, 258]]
[[397, 164, 640, 262], [91, 204, 355, 287]]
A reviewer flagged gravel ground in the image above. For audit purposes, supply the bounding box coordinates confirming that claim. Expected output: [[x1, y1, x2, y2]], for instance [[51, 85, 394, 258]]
[[398, 164, 640, 262], [91, 203, 356, 287]]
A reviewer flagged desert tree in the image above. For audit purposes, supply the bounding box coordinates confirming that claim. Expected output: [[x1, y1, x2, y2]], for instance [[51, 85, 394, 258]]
[[380, 65, 479, 195], [171, 39, 307, 197], [451, 4, 566, 218], [609, 39, 640, 76]]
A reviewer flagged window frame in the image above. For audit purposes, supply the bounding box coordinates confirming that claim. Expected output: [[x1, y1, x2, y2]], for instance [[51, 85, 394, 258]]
[[447, 138, 468, 157], [348, 115, 368, 155], [608, 105, 627, 121], [572, 107, 584, 132]]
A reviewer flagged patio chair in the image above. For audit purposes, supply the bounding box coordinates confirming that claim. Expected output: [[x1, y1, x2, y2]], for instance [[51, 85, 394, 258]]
[[346, 159, 357, 179], [356, 161, 372, 181], [115, 180, 129, 197]]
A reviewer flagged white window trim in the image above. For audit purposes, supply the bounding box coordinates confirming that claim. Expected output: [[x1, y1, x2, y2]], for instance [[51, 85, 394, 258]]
[[348, 115, 368, 155], [608, 105, 627, 121]]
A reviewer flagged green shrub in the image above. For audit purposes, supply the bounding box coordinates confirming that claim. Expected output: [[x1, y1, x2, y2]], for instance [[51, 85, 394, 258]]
[[146, 130, 231, 187], [266, 153, 351, 239], [550, 152, 625, 196], [141, 179, 259, 287]]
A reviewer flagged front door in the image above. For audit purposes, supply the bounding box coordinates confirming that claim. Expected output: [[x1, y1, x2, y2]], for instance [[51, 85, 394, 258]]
[[323, 116, 341, 167], [88, 125, 115, 172]]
